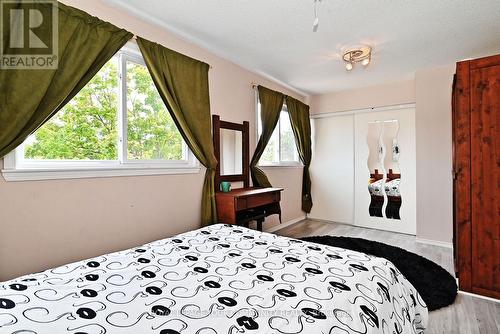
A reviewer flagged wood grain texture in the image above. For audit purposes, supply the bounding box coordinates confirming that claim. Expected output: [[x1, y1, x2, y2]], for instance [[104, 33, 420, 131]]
[[470, 64, 500, 298], [212, 114, 250, 188], [271, 219, 500, 334], [470, 54, 500, 70], [215, 187, 283, 224], [453, 59, 472, 291], [453, 54, 500, 299], [213, 114, 222, 187]]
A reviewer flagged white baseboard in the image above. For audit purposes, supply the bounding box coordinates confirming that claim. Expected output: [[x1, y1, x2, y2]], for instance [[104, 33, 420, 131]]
[[265, 216, 306, 233], [415, 237, 453, 249], [306, 217, 347, 225], [458, 290, 500, 303]]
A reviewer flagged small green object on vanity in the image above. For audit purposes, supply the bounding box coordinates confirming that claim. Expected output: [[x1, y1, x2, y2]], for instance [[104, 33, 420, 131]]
[[220, 181, 231, 192]]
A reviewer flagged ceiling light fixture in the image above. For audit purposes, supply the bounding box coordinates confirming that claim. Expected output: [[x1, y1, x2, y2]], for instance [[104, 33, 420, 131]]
[[342, 45, 372, 71], [313, 0, 321, 32]]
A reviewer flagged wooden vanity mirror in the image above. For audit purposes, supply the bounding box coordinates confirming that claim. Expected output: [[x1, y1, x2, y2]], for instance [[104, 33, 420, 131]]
[[212, 115, 250, 188], [212, 114, 283, 231]]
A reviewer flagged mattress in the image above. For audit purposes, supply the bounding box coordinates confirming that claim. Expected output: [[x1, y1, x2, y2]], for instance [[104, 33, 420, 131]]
[[0, 224, 428, 333]]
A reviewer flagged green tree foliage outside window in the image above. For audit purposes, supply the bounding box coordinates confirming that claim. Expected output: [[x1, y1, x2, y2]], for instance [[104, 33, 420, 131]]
[[24, 57, 184, 161], [126, 62, 183, 160], [25, 58, 119, 160], [259, 108, 299, 164]]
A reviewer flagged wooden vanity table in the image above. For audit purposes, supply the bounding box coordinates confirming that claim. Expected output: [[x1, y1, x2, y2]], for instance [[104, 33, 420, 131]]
[[215, 187, 283, 230], [212, 115, 283, 231]]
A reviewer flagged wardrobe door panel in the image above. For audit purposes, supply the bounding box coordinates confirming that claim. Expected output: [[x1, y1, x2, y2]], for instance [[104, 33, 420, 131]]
[[470, 64, 500, 297], [453, 61, 472, 291], [309, 115, 354, 224]]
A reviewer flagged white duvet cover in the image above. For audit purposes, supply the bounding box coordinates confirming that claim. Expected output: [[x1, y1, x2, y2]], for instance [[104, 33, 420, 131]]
[[0, 224, 428, 334]]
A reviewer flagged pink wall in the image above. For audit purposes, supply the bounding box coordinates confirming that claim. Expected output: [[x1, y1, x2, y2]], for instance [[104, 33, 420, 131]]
[[415, 65, 454, 243], [0, 0, 305, 281], [310, 80, 416, 114]]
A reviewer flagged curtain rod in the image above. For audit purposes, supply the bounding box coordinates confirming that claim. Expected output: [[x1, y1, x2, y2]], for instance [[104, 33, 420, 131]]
[[132, 35, 213, 69], [310, 103, 416, 119], [250, 82, 289, 97]]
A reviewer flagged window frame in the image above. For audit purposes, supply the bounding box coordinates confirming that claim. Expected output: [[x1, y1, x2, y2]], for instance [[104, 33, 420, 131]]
[[2, 42, 199, 182], [255, 92, 302, 168]]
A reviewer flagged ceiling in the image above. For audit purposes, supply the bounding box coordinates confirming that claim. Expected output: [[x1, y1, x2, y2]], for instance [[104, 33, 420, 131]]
[[106, 0, 500, 96]]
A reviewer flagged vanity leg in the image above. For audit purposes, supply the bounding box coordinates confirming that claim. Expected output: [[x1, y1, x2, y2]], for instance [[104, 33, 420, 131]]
[[256, 219, 263, 232]]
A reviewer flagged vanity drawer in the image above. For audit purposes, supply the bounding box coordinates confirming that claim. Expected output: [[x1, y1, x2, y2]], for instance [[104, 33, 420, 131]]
[[235, 192, 280, 211], [236, 198, 248, 210], [216, 187, 283, 225], [246, 192, 279, 209]]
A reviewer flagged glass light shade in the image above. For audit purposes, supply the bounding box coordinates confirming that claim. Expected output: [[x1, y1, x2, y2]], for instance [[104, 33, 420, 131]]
[[362, 58, 370, 66], [345, 62, 353, 71]]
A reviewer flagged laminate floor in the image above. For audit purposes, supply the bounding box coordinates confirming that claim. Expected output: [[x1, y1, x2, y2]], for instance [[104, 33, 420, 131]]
[[269, 219, 500, 334]]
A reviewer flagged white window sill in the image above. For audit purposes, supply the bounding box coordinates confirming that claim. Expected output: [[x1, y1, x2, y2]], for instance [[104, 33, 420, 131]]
[[1, 166, 201, 182], [258, 163, 303, 169]]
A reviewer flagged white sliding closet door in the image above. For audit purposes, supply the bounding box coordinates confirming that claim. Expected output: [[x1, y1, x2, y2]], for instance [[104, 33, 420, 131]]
[[309, 115, 354, 224], [354, 108, 416, 235]]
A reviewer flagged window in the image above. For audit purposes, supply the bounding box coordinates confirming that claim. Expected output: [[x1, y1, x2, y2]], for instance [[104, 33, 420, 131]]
[[257, 102, 300, 166], [3, 43, 198, 181], [125, 60, 186, 161]]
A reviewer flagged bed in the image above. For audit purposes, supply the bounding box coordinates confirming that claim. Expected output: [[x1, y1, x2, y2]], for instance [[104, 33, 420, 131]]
[[0, 224, 427, 333]]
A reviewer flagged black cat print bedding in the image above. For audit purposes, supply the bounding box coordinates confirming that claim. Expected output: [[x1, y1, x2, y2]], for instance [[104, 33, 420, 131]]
[[0, 224, 428, 333]]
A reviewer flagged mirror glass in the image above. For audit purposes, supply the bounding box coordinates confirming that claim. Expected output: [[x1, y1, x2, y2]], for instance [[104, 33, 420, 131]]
[[220, 128, 243, 175], [367, 122, 385, 217], [382, 120, 401, 220]]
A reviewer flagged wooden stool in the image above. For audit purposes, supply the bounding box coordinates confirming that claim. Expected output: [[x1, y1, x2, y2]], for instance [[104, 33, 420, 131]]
[[237, 209, 266, 232]]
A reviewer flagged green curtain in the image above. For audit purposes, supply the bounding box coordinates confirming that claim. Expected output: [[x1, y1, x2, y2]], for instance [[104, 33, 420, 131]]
[[250, 85, 284, 187], [286, 96, 313, 213], [137, 37, 218, 226], [0, 1, 133, 158]]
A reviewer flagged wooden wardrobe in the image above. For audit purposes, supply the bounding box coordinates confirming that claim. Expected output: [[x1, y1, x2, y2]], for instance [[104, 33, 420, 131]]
[[453, 54, 499, 299]]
